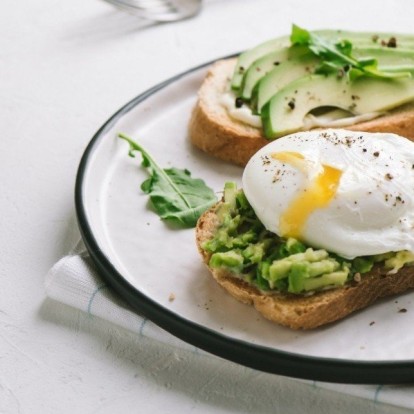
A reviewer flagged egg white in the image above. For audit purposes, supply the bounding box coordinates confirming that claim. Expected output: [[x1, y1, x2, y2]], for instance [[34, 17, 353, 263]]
[[242, 129, 414, 259]]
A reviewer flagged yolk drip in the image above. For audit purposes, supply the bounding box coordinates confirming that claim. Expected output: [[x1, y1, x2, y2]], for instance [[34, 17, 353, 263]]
[[272, 152, 342, 239]]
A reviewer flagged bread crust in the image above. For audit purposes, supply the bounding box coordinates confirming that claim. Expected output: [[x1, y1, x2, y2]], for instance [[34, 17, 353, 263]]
[[189, 59, 414, 166], [189, 59, 268, 166], [196, 204, 414, 329]]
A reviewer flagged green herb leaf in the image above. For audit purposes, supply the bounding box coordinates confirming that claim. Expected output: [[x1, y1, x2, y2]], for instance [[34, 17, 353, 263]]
[[291, 24, 411, 81], [290, 24, 310, 44], [118, 133, 217, 228]]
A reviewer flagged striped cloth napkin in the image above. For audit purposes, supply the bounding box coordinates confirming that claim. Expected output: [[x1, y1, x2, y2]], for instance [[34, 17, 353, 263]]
[[45, 240, 414, 411]]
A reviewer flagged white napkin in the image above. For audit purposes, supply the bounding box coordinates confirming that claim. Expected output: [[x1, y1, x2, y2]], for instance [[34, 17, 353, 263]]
[[45, 240, 414, 410]]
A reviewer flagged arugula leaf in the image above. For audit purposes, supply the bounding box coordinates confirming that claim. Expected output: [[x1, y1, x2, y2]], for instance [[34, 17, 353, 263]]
[[290, 24, 311, 44], [118, 133, 217, 228], [290, 24, 411, 81]]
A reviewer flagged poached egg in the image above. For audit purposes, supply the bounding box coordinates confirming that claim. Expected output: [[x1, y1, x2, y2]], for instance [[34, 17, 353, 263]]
[[242, 129, 414, 259]]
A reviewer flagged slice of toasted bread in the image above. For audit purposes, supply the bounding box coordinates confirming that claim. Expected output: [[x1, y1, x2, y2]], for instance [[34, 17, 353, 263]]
[[196, 203, 414, 329], [189, 59, 414, 167]]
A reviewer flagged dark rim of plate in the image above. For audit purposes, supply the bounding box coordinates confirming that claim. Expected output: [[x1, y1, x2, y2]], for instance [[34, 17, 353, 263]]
[[75, 55, 414, 384]]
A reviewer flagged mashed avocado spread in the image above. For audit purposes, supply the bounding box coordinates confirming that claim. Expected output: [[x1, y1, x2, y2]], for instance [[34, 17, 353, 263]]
[[202, 182, 414, 294]]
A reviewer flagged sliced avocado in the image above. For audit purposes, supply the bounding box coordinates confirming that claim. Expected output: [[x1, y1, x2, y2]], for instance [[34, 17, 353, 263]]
[[254, 54, 320, 113], [242, 242, 267, 264], [240, 46, 310, 100], [267, 255, 339, 284], [223, 181, 238, 207], [308, 259, 341, 277], [255, 47, 414, 113], [289, 267, 349, 294], [268, 260, 294, 281], [231, 36, 290, 91], [283, 248, 328, 263], [262, 73, 414, 139], [232, 30, 348, 90], [287, 262, 310, 293], [353, 47, 414, 69], [231, 30, 414, 90], [209, 250, 244, 273], [385, 250, 414, 273], [266, 249, 329, 284]]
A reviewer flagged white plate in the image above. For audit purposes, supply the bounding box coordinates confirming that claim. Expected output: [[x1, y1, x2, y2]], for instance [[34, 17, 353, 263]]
[[76, 59, 414, 384]]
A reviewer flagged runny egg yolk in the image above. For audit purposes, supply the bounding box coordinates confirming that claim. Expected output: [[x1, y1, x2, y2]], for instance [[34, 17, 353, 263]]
[[271, 152, 342, 239]]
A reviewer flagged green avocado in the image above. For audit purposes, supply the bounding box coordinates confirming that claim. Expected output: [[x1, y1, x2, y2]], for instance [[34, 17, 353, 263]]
[[202, 183, 412, 295], [253, 54, 320, 113], [231, 36, 290, 91], [261, 73, 414, 139], [253, 48, 414, 113], [243, 47, 414, 105], [353, 47, 414, 69], [231, 30, 414, 90], [239, 45, 310, 100], [288, 265, 349, 294], [385, 251, 414, 273]]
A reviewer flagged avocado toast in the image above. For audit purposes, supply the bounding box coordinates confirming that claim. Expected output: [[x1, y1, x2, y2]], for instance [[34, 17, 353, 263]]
[[189, 27, 414, 166], [196, 129, 414, 329], [196, 183, 414, 329]]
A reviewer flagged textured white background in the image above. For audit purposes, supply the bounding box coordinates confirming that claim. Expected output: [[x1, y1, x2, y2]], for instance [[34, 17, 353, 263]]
[[2, 0, 414, 412]]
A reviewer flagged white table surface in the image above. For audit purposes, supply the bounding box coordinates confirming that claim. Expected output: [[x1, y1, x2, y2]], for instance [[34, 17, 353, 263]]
[[2, 0, 414, 412]]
